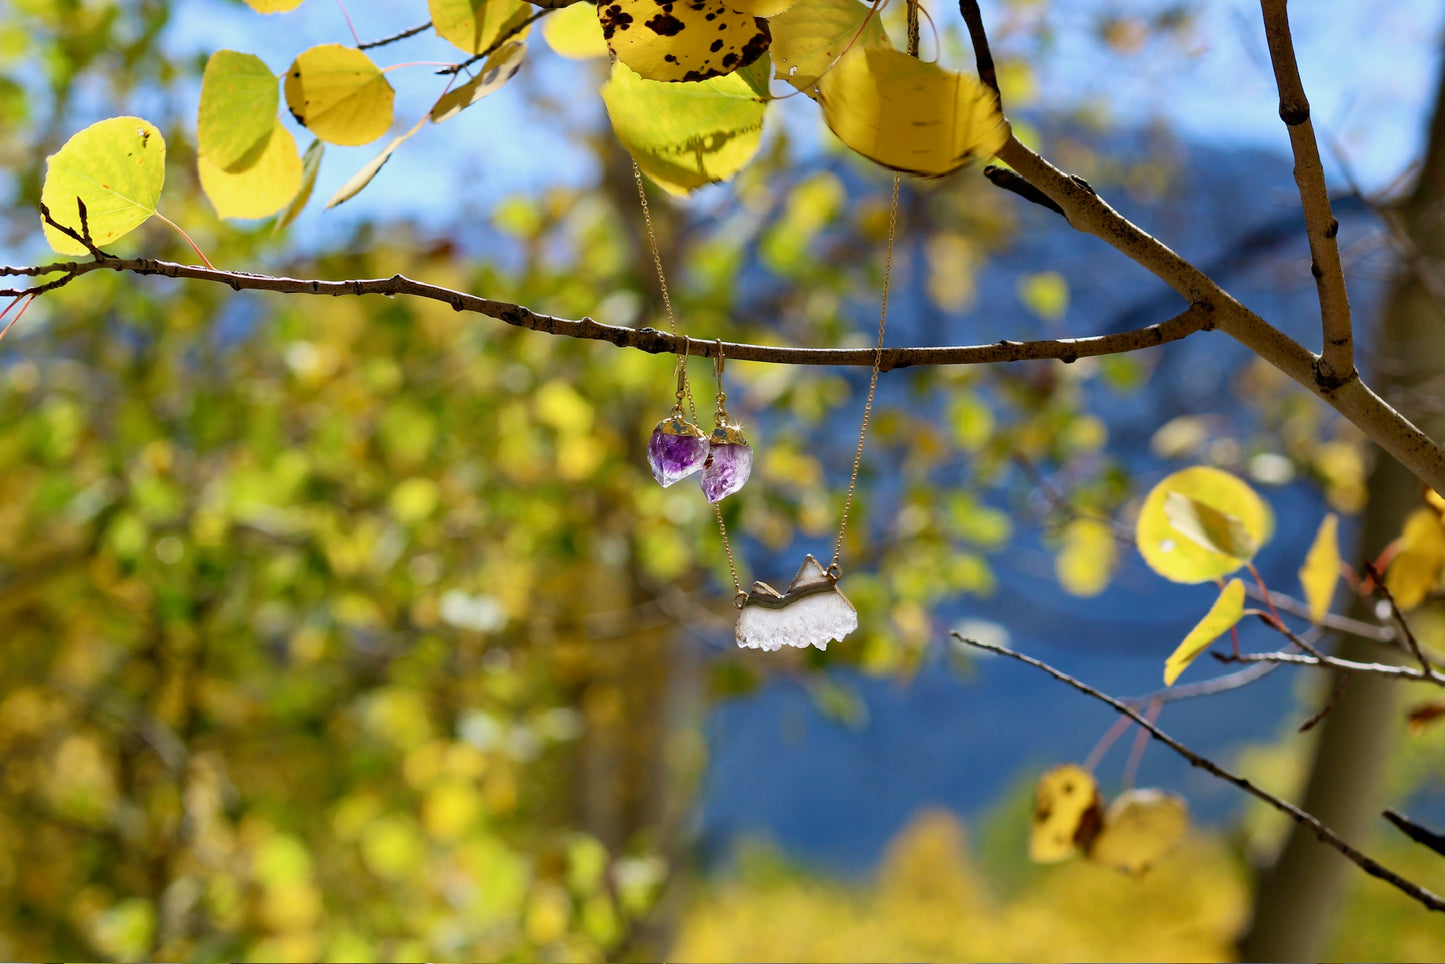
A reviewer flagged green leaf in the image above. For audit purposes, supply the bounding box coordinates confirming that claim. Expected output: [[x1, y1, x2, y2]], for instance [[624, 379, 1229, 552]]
[[1163, 578, 1244, 685], [275, 138, 324, 232], [1136, 466, 1273, 584], [1298, 513, 1340, 624], [430, 0, 533, 55], [602, 58, 769, 196], [40, 116, 166, 255], [199, 120, 302, 220], [599, 0, 770, 82], [542, 2, 608, 59], [198, 50, 279, 171], [284, 44, 395, 146], [430, 41, 526, 123], [817, 45, 1008, 176], [769, 0, 888, 94]]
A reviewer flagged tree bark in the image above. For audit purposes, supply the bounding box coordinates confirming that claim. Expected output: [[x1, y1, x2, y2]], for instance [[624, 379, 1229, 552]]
[[1239, 39, 1445, 961]]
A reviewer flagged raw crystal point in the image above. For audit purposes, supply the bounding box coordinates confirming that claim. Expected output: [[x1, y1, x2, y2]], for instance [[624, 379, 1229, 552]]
[[648, 415, 708, 487], [736, 554, 859, 652], [700, 422, 751, 503]]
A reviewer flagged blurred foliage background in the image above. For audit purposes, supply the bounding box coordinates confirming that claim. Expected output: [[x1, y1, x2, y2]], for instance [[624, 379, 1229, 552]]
[[5, 0, 1445, 961]]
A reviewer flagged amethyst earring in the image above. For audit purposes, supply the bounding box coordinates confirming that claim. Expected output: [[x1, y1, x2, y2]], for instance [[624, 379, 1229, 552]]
[[700, 343, 752, 503], [647, 339, 709, 487]]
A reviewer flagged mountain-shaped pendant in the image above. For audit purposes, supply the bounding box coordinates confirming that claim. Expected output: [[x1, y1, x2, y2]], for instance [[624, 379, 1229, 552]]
[[735, 554, 859, 652]]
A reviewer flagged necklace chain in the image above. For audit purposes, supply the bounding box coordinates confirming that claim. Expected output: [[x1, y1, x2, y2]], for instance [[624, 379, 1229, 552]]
[[632, 160, 899, 603]]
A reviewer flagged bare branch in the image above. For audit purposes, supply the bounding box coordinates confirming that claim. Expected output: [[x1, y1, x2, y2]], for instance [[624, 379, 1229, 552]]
[[1384, 808, 1445, 860], [0, 252, 1216, 369], [437, 8, 553, 75], [358, 20, 432, 50], [983, 164, 1066, 218], [1219, 649, 1445, 686], [958, 0, 999, 102], [1259, 0, 1355, 386], [952, 632, 1445, 914]]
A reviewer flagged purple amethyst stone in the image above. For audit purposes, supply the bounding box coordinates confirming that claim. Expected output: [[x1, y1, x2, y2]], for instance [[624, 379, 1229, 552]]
[[700, 438, 752, 503], [648, 420, 709, 487]]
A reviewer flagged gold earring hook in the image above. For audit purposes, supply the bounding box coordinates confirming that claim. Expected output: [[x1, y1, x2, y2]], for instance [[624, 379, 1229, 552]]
[[713, 339, 725, 380]]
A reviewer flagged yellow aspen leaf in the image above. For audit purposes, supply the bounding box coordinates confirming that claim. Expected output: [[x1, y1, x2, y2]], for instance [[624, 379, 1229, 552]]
[[542, 1, 609, 59], [1162, 490, 1257, 561], [244, 0, 305, 11], [1385, 507, 1445, 611], [198, 50, 279, 171], [770, 0, 889, 94], [816, 46, 1008, 177], [1298, 513, 1340, 624], [1056, 517, 1116, 598], [430, 42, 527, 123], [430, 0, 534, 56], [602, 58, 768, 195], [199, 120, 302, 219], [1087, 788, 1188, 875], [1028, 764, 1102, 863], [284, 44, 395, 146], [1163, 578, 1244, 686], [274, 139, 323, 232], [598, 0, 771, 83], [1136, 466, 1272, 584], [326, 116, 428, 209], [40, 117, 165, 255]]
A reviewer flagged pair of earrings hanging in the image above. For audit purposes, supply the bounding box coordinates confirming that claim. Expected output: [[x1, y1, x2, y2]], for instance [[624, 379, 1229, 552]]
[[647, 340, 752, 503]]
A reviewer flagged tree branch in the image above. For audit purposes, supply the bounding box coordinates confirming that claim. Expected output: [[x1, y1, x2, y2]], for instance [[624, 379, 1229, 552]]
[[1217, 649, 1445, 686], [951, 632, 1445, 914], [0, 253, 1215, 370], [1384, 808, 1445, 859], [1259, 0, 1355, 386], [357, 20, 432, 50]]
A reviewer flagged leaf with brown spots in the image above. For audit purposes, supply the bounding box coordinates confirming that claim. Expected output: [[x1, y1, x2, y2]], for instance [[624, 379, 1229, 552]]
[[597, 0, 770, 83]]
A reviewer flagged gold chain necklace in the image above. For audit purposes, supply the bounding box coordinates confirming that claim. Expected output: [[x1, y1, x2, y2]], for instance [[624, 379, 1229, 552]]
[[634, 161, 898, 651]]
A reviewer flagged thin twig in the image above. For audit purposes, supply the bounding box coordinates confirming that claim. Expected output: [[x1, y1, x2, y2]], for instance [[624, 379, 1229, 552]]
[[0, 252, 1216, 370], [983, 165, 1066, 217], [436, 9, 552, 75], [1384, 808, 1445, 860], [1259, 0, 1354, 386], [1363, 560, 1437, 676], [1243, 582, 1395, 642], [953, 632, 1445, 913], [1298, 672, 1350, 732], [1218, 649, 1445, 686], [358, 20, 432, 50]]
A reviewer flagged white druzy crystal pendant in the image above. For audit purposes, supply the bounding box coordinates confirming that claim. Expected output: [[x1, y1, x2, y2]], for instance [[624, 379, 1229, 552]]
[[735, 554, 859, 652]]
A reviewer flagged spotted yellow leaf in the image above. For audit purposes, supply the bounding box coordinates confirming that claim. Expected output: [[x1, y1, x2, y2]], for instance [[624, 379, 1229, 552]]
[[199, 119, 302, 219], [817, 45, 1007, 176], [1386, 507, 1445, 611], [598, 0, 771, 83], [1163, 578, 1244, 686], [770, 0, 888, 94], [602, 57, 768, 195], [730, 0, 797, 15], [1298, 513, 1340, 624], [284, 44, 395, 146], [1029, 764, 1102, 863], [1136, 466, 1273, 584], [1087, 788, 1188, 875]]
